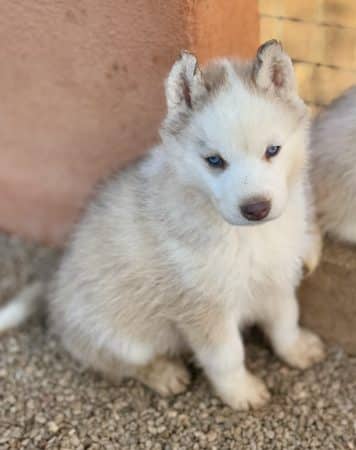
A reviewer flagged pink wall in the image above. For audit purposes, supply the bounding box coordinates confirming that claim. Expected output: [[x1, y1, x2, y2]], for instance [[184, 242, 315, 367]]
[[0, 0, 258, 245]]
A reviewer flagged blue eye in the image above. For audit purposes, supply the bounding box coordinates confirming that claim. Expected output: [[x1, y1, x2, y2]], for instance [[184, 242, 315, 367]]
[[205, 154, 226, 169], [265, 145, 281, 159]]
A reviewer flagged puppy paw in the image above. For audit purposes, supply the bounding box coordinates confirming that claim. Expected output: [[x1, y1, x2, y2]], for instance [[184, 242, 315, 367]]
[[136, 356, 191, 396], [279, 328, 325, 369], [215, 371, 270, 410]]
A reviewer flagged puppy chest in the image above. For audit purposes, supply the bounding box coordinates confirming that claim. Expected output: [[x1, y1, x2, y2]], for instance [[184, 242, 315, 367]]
[[210, 227, 303, 298]]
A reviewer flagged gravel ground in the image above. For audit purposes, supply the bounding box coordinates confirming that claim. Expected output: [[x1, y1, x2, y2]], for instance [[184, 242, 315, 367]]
[[0, 234, 355, 450]]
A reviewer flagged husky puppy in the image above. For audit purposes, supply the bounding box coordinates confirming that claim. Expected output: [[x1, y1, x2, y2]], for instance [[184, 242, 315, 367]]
[[311, 86, 356, 244], [0, 41, 324, 409]]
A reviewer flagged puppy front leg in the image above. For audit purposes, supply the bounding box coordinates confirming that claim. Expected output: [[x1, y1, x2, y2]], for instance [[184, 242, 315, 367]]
[[261, 288, 325, 369], [181, 313, 270, 410]]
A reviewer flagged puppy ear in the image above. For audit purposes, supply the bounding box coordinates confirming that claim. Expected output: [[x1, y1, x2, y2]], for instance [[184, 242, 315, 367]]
[[253, 40, 297, 98], [165, 51, 207, 112]]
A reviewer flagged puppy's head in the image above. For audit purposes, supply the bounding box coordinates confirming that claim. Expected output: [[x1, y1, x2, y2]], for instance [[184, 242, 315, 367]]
[[160, 40, 309, 226]]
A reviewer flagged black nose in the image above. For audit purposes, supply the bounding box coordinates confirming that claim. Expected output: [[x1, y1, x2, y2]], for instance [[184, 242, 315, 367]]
[[240, 199, 271, 221]]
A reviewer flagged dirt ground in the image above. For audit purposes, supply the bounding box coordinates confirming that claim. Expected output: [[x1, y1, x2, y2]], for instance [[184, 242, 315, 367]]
[[0, 234, 355, 450]]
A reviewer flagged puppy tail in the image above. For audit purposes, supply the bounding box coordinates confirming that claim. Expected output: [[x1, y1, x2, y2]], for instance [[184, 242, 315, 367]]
[[0, 281, 44, 333]]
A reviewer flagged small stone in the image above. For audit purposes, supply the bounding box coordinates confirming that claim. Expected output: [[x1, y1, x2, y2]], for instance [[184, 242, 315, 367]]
[[207, 431, 217, 442], [35, 414, 46, 424], [47, 421, 59, 433]]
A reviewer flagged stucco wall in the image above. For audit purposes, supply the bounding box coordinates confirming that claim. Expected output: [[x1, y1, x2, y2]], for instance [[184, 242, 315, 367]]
[[0, 0, 258, 245]]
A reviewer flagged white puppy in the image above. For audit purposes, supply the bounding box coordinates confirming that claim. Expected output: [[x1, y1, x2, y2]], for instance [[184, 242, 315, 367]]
[[311, 86, 356, 244], [0, 41, 324, 410]]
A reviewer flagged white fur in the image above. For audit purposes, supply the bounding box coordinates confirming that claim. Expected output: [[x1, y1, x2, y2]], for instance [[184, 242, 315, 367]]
[[3, 42, 325, 410], [0, 282, 43, 333], [311, 86, 356, 243], [172, 75, 304, 226]]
